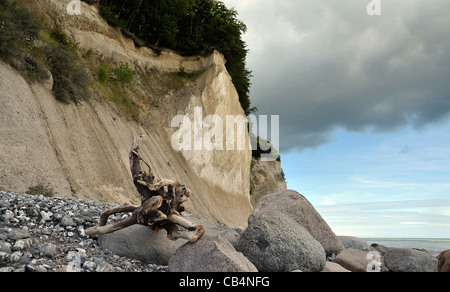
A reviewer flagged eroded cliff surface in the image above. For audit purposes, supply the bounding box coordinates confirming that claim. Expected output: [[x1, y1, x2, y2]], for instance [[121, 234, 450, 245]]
[[250, 159, 288, 206], [0, 0, 252, 227]]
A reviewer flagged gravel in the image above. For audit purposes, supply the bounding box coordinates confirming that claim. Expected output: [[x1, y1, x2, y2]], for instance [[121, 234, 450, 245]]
[[0, 191, 168, 272]]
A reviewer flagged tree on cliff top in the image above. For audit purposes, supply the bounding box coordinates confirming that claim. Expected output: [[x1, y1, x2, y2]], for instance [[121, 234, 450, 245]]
[[98, 0, 254, 115]]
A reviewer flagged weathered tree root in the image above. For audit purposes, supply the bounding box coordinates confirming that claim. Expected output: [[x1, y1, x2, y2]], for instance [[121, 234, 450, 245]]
[[85, 133, 205, 243]]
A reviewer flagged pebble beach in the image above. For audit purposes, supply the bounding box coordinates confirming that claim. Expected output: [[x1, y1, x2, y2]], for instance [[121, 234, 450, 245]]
[[0, 191, 168, 272]]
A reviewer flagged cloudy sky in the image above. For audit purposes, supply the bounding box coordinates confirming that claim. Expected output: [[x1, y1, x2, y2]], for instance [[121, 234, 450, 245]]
[[222, 0, 450, 238]]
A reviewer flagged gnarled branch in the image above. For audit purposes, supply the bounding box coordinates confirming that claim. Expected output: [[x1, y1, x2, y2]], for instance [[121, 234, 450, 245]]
[[85, 133, 205, 243]]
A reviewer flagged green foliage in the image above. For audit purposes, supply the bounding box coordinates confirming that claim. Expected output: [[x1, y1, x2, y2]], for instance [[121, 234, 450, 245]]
[[96, 79, 141, 121], [44, 28, 89, 103], [0, 0, 89, 104], [92, 61, 140, 120], [281, 169, 286, 182], [0, 0, 42, 80], [97, 64, 109, 83], [50, 27, 71, 47], [110, 62, 134, 84], [178, 64, 187, 77], [0, 0, 40, 56], [97, 0, 254, 115], [27, 183, 56, 197], [251, 136, 281, 162]]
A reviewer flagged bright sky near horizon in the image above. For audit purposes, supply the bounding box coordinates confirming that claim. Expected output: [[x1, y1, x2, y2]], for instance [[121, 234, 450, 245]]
[[222, 0, 450, 238]]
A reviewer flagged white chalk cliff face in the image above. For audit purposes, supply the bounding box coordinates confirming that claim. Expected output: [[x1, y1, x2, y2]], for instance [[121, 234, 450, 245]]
[[0, 0, 253, 227]]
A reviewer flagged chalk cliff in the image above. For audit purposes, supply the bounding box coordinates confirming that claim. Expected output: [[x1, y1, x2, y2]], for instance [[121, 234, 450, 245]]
[[0, 0, 253, 226]]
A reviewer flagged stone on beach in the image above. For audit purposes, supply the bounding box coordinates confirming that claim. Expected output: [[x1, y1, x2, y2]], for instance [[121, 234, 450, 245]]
[[339, 236, 370, 252], [333, 248, 374, 272], [370, 243, 390, 256], [7, 229, 30, 240], [38, 243, 59, 259], [383, 248, 438, 272], [0, 191, 168, 272], [169, 235, 258, 272], [322, 262, 351, 272], [238, 210, 326, 272], [437, 250, 450, 272], [98, 224, 185, 266], [249, 190, 344, 256]]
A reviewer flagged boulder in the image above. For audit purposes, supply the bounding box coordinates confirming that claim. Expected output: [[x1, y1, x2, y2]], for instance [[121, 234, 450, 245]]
[[370, 243, 390, 256], [97, 217, 241, 265], [169, 235, 257, 272], [238, 210, 326, 272], [98, 224, 185, 266], [38, 243, 59, 259], [437, 250, 450, 272], [322, 262, 351, 272], [188, 216, 241, 249], [333, 248, 375, 272], [384, 248, 438, 272], [249, 190, 344, 256], [339, 236, 370, 251]]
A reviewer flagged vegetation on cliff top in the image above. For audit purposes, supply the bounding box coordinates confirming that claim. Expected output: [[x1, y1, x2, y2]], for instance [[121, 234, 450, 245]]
[[97, 0, 254, 115], [1, 0, 254, 115]]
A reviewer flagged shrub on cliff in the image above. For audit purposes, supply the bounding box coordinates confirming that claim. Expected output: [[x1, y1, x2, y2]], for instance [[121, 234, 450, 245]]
[[0, 0, 40, 57], [0, 0, 41, 80], [43, 27, 89, 103], [0, 0, 89, 104]]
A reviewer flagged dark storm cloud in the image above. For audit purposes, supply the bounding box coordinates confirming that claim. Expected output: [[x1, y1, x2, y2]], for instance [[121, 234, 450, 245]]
[[225, 0, 450, 152]]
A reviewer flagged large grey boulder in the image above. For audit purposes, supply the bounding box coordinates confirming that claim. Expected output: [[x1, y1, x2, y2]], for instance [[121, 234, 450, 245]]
[[98, 225, 185, 266], [322, 262, 351, 272], [97, 217, 241, 265], [333, 248, 373, 272], [188, 215, 241, 249], [169, 235, 257, 272], [249, 190, 344, 256], [370, 243, 390, 256], [238, 210, 326, 272], [339, 236, 370, 251], [437, 250, 450, 272], [384, 248, 438, 272]]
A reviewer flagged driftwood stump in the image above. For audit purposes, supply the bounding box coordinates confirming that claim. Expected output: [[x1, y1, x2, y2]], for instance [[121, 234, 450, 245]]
[[85, 134, 205, 243]]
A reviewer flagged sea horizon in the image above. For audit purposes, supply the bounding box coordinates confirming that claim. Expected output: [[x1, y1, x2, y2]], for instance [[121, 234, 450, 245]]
[[363, 237, 450, 255], [363, 237, 450, 241]]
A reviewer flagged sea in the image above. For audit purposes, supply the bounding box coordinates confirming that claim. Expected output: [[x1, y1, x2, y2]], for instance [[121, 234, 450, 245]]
[[364, 238, 450, 256]]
